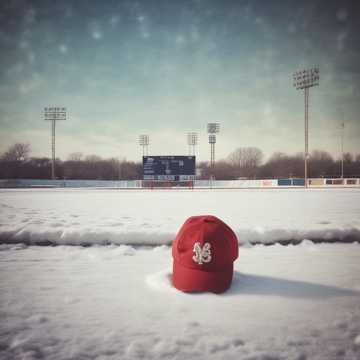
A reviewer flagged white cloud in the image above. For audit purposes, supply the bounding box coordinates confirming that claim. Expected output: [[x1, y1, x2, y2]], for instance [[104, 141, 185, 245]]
[[92, 30, 103, 40], [136, 15, 145, 23], [59, 44, 68, 54], [89, 22, 103, 40]]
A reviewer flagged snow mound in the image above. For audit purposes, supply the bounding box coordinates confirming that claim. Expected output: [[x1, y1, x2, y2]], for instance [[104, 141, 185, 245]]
[[1, 226, 359, 247], [145, 269, 178, 293]]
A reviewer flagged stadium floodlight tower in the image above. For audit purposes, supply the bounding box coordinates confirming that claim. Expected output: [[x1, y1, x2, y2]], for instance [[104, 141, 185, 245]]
[[44, 107, 66, 180], [139, 134, 149, 157], [293, 67, 319, 188], [207, 123, 220, 178], [187, 132, 198, 156]]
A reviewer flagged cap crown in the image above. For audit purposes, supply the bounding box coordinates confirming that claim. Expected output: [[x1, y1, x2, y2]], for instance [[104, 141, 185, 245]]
[[172, 215, 238, 270]]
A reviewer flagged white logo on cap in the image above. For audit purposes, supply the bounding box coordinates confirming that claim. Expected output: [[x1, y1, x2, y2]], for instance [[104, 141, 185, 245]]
[[192, 242, 212, 265]]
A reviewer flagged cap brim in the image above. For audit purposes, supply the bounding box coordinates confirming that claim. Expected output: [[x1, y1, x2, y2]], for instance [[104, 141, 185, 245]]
[[172, 260, 233, 294]]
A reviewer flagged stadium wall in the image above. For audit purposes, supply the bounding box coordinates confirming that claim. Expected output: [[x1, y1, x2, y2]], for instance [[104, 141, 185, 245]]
[[0, 178, 359, 189]]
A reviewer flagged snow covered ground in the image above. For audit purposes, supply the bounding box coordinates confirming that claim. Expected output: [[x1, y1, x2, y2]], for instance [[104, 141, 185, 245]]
[[1, 188, 360, 359], [1, 243, 360, 360], [1, 188, 360, 246]]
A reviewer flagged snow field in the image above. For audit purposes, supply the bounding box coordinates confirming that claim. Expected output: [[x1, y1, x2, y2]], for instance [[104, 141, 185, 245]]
[[1, 243, 360, 360], [1, 188, 360, 246], [1, 187, 360, 359]]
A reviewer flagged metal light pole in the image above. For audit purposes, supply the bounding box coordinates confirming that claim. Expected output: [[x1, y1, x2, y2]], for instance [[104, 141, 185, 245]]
[[340, 122, 345, 179], [187, 132, 198, 156], [209, 134, 216, 166], [207, 123, 220, 179], [139, 134, 149, 157], [293, 67, 319, 188], [44, 107, 66, 180]]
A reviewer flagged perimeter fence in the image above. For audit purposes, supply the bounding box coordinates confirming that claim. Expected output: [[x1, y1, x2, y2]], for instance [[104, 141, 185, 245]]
[[0, 178, 359, 189]]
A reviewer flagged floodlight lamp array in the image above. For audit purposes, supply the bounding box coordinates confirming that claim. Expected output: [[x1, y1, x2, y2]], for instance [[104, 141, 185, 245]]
[[208, 134, 216, 144], [139, 134, 149, 146], [293, 67, 319, 90], [187, 132, 198, 146], [207, 123, 220, 134], [44, 107, 66, 120]]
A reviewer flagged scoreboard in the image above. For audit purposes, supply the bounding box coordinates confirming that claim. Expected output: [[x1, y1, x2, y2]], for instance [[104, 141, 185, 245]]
[[143, 156, 196, 181]]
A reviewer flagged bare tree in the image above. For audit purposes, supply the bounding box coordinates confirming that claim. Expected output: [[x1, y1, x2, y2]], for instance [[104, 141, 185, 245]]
[[259, 152, 304, 178], [311, 150, 333, 162], [227, 147, 263, 178], [84, 154, 102, 162], [1, 143, 31, 161], [67, 152, 83, 161], [309, 150, 334, 178], [343, 152, 354, 163], [228, 147, 263, 168]]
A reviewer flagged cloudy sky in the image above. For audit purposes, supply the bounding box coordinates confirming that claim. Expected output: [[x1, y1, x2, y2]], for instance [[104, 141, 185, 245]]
[[0, 0, 359, 162]]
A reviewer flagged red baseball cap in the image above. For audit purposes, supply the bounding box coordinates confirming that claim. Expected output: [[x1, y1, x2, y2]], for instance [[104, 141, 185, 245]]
[[172, 215, 238, 294]]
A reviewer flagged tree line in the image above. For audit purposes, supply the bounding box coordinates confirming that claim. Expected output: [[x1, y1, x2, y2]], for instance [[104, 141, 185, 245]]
[[1, 143, 359, 180]]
